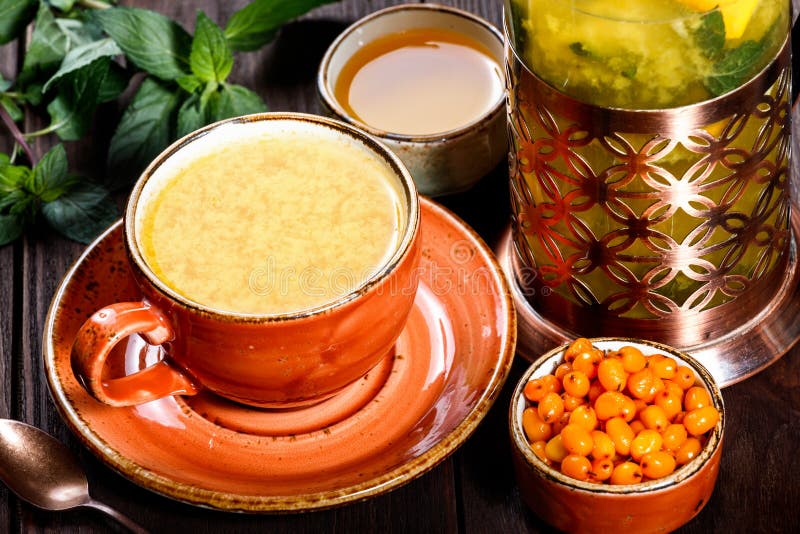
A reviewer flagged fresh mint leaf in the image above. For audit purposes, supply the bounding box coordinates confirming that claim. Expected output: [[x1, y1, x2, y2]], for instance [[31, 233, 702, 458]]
[[97, 62, 129, 103], [0, 73, 10, 92], [43, 38, 122, 93], [30, 144, 68, 197], [705, 40, 765, 97], [0, 0, 37, 45], [694, 10, 725, 59], [190, 11, 233, 84], [42, 181, 118, 243], [107, 78, 181, 189], [46, 56, 110, 140], [209, 83, 267, 121], [176, 74, 203, 94], [0, 213, 24, 246], [176, 93, 206, 139], [47, 0, 76, 11], [0, 189, 27, 213], [0, 161, 30, 193], [93, 7, 192, 81], [0, 95, 22, 122], [224, 0, 334, 51]]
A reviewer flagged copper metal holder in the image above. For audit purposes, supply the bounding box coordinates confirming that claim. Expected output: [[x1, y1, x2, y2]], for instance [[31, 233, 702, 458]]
[[503, 23, 798, 386]]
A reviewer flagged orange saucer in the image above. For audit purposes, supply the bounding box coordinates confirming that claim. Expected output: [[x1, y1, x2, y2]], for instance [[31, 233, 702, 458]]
[[43, 197, 516, 512]]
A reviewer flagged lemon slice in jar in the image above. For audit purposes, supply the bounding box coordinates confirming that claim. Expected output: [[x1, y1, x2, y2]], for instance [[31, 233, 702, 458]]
[[677, 0, 758, 40]]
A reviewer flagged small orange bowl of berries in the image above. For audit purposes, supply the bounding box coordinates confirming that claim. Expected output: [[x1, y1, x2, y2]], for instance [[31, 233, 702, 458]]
[[509, 338, 724, 534]]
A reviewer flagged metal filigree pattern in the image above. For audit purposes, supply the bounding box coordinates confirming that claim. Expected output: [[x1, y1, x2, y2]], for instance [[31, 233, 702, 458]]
[[507, 39, 792, 342]]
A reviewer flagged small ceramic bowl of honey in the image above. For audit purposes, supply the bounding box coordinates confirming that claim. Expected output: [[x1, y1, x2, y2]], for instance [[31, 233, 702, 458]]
[[317, 4, 506, 196], [509, 338, 725, 534]]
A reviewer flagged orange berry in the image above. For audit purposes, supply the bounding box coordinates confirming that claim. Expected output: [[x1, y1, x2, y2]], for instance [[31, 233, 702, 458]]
[[594, 391, 626, 421], [522, 407, 553, 442], [569, 405, 598, 433], [661, 423, 688, 451], [630, 429, 663, 461], [588, 381, 605, 403], [530, 440, 548, 463], [590, 430, 616, 461], [675, 437, 703, 465], [662, 379, 685, 400], [683, 406, 720, 436], [650, 356, 677, 380], [672, 411, 686, 424], [524, 378, 548, 402], [538, 392, 565, 424], [564, 338, 594, 362], [590, 458, 614, 482], [562, 370, 591, 397], [619, 346, 646, 373], [555, 362, 573, 380], [610, 461, 643, 485], [654, 390, 683, 420], [684, 386, 712, 411], [619, 394, 637, 422], [673, 365, 696, 390], [561, 454, 592, 481], [598, 358, 629, 392], [545, 434, 569, 463], [640, 451, 676, 479], [552, 411, 571, 435], [561, 424, 594, 456], [605, 417, 635, 456], [541, 374, 563, 395], [639, 405, 669, 432], [633, 398, 649, 414], [629, 419, 645, 435], [572, 352, 598, 380], [562, 392, 585, 412]]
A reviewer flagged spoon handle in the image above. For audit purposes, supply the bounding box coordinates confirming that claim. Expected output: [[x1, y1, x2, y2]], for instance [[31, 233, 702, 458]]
[[83, 499, 150, 534]]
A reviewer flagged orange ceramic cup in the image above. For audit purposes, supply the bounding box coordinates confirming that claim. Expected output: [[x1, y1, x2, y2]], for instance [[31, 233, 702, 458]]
[[509, 338, 724, 534], [71, 113, 420, 408]]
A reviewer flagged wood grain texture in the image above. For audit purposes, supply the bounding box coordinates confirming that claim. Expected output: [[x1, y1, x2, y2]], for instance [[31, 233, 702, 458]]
[[0, 1, 799, 533]]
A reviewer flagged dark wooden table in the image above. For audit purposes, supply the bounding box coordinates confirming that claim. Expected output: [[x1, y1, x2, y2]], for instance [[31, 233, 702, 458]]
[[1, 1, 799, 532]]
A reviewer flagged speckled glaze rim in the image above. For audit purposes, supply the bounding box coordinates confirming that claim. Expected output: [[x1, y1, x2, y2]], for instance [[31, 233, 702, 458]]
[[124, 111, 420, 323], [317, 3, 505, 143], [43, 198, 517, 512], [509, 337, 724, 495]]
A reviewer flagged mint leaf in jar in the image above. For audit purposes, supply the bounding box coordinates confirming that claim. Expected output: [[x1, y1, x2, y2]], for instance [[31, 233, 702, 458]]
[[694, 11, 725, 59], [705, 40, 765, 97]]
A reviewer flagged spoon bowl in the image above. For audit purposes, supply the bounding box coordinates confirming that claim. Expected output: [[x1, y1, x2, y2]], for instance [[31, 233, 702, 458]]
[[0, 418, 148, 533]]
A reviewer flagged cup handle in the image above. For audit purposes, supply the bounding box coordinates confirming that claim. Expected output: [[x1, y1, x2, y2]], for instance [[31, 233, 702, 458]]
[[70, 302, 199, 407]]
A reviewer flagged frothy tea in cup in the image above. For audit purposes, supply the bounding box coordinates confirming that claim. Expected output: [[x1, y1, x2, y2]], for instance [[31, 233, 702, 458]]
[[136, 120, 406, 315]]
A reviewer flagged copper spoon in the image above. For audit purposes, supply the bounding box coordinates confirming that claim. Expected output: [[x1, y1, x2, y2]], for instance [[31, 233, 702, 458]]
[[0, 419, 148, 533]]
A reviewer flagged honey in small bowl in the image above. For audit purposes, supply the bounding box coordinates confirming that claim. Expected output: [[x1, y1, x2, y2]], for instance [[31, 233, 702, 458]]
[[333, 27, 503, 136]]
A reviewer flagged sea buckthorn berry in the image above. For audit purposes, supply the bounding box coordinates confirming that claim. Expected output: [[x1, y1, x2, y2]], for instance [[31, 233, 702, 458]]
[[626, 368, 664, 402], [552, 411, 571, 435], [561, 424, 594, 456], [545, 434, 569, 463], [572, 352, 598, 380], [639, 405, 669, 432], [633, 398, 648, 414], [530, 440, 548, 463], [650, 356, 677, 380], [630, 429, 663, 461], [523, 378, 548, 402], [590, 430, 615, 461], [588, 381, 604, 403], [653, 390, 682, 420], [605, 417, 635, 456], [684, 386, 712, 411], [619, 395, 637, 422], [561, 393, 584, 412], [594, 391, 626, 420], [569, 405, 598, 433], [522, 407, 552, 442], [640, 451, 677, 479], [561, 454, 592, 481], [610, 461, 643, 485], [541, 374, 563, 395], [619, 346, 646, 373], [675, 437, 702, 465], [538, 392, 565, 424], [662, 379, 684, 401], [629, 420, 645, 435], [673, 365, 696, 390], [661, 423, 688, 451], [672, 411, 686, 424], [598, 358, 628, 392], [555, 362, 573, 380], [590, 458, 614, 482], [564, 338, 594, 362], [683, 406, 720, 436], [563, 370, 591, 397]]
